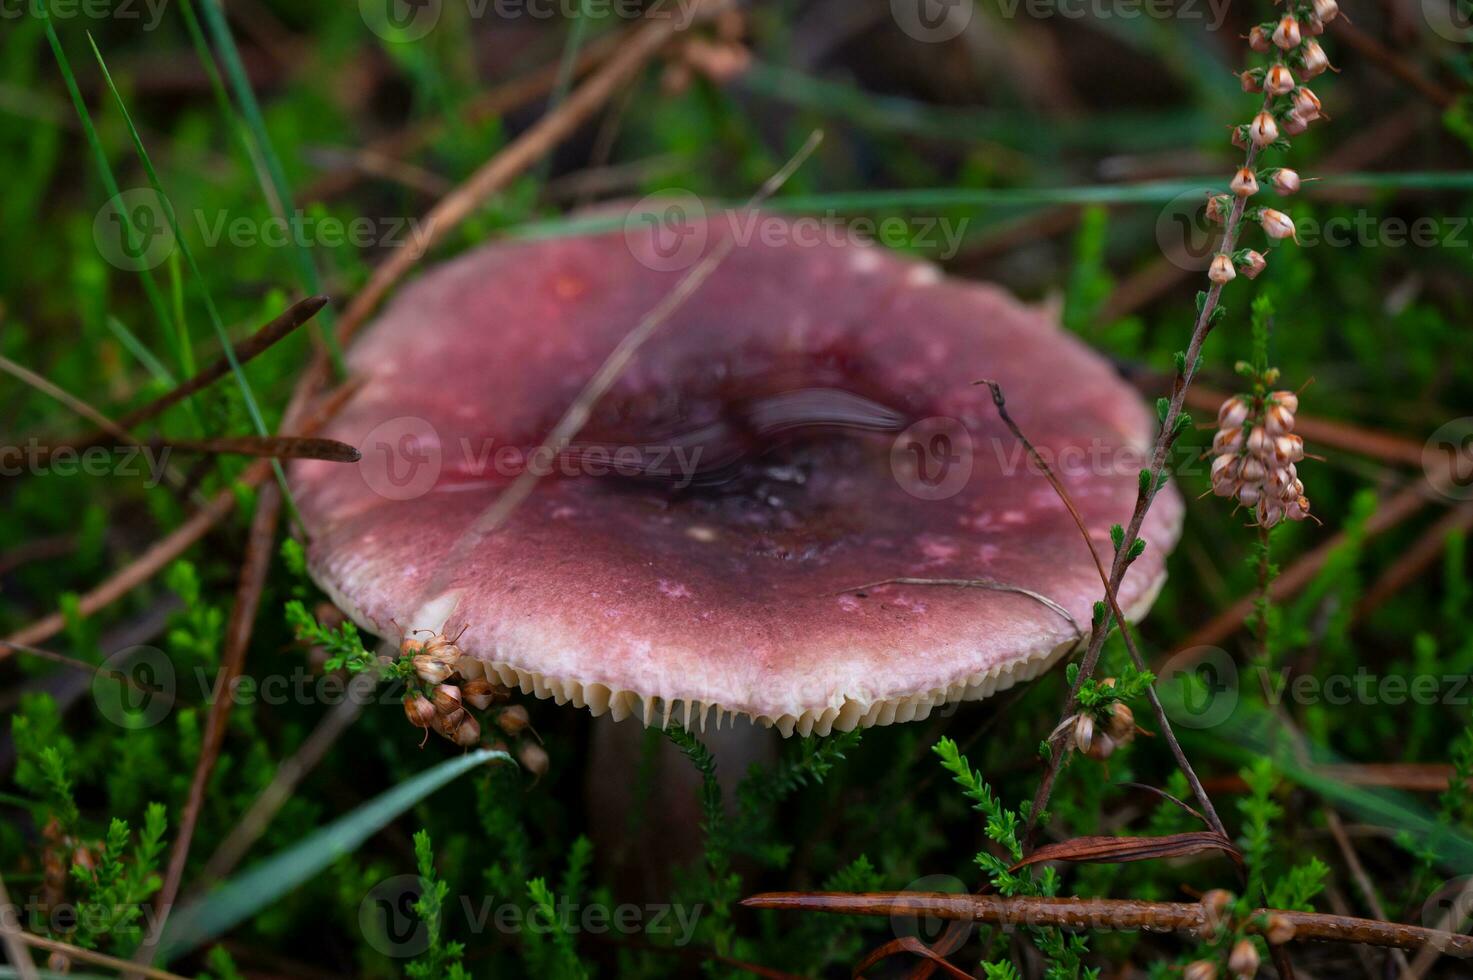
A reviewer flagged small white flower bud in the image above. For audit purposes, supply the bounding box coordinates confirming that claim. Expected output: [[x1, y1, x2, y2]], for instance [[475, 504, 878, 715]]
[[1265, 403, 1296, 434], [1239, 250, 1267, 279], [1257, 496, 1285, 528], [1239, 69, 1263, 93], [1211, 454, 1241, 496], [1300, 39, 1332, 77], [1230, 167, 1259, 197], [1271, 391, 1299, 414], [1281, 111, 1309, 137], [1271, 168, 1302, 195], [1312, 0, 1339, 25], [1213, 427, 1246, 455], [1260, 208, 1297, 240], [1275, 433, 1305, 463], [1240, 456, 1267, 483], [1237, 483, 1263, 506], [1265, 64, 1296, 95], [1218, 395, 1251, 428], [1248, 24, 1271, 52], [1248, 426, 1274, 458], [1273, 14, 1302, 49], [1249, 111, 1279, 148], [1073, 713, 1094, 753], [1209, 253, 1237, 283]]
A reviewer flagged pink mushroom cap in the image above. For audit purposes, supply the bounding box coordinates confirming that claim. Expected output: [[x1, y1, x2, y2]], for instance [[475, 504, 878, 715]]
[[291, 214, 1182, 737]]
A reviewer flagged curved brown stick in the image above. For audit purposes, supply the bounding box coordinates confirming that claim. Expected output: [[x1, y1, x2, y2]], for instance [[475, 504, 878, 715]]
[[742, 891, 1473, 958]]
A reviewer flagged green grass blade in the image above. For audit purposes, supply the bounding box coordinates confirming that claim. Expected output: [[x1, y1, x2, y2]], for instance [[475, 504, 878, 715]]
[[191, 0, 346, 376], [157, 748, 511, 961], [37, 10, 180, 377], [86, 32, 301, 519], [106, 315, 176, 386]]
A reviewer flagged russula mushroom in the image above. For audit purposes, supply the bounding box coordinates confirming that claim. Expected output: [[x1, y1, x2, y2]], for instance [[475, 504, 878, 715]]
[[290, 213, 1181, 738]]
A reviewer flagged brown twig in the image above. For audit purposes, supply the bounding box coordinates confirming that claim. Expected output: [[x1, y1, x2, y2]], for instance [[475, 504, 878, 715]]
[[1358, 497, 1473, 617], [742, 891, 1473, 958], [333, 1, 729, 346], [36, 295, 329, 462], [978, 379, 1228, 842], [300, 30, 627, 203], [0, 381, 359, 659], [158, 434, 361, 463], [137, 480, 283, 966], [6, 928, 189, 980], [834, 577, 1081, 637]]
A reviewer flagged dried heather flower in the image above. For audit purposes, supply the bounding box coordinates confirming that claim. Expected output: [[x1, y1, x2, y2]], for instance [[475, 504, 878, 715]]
[[1209, 253, 1238, 283], [1274, 433, 1306, 463], [497, 703, 533, 736], [1248, 24, 1271, 52], [1238, 250, 1267, 279], [1218, 395, 1252, 428], [1206, 193, 1232, 223], [1186, 961, 1219, 980], [1281, 111, 1309, 137], [1266, 913, 1297, 944], [1271, 390, 1299, 413], [1292, 87, 1322, 121], [1312, 0, 1339, 25], [403, 693, 436, 728], [1265, 402, 1296, 434], [1107, 702, 1135, 740], [1229, 938, 1261, 978], [1072, 712, 1095, 754], [1230, 167, 1259, 196], [1264, 64, 1296, 96], [1214, 426, 1246, 455], [1249, 111, 1279, 147], [1300, 39, 1332, 78], [1270, 168, 1301, 195], [1211, 454, 1241, 496], [1247, 425, 1274, 458], [1272, 14, 1302, 49], [1259, 208, 1297, 240], [1239, 69, 1264, 93]]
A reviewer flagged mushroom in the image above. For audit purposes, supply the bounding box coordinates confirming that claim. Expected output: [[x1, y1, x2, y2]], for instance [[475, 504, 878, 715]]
[[290, 213, 1181, 739]]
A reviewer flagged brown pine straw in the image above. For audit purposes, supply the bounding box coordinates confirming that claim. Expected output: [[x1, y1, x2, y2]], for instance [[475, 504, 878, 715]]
[[4, 926, 189, 980], [741, 891, 1473, 959], [136, 480, 283, 965], [0, 380, 360, 659], [0, 868, 38, 980]]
